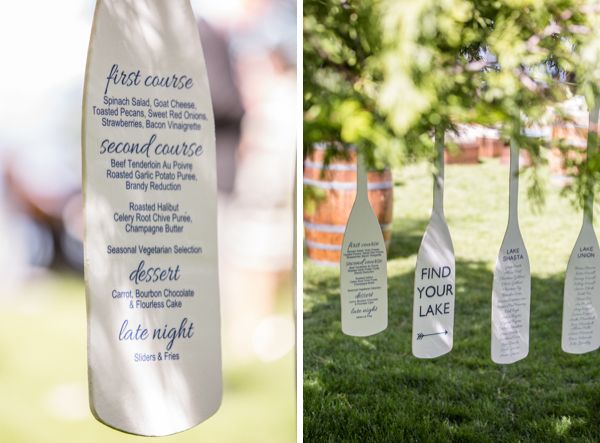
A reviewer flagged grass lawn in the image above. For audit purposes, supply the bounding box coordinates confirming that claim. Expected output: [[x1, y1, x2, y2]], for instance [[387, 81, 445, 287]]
[[0, 274, 294, 443], [304, 159, 600, 442]]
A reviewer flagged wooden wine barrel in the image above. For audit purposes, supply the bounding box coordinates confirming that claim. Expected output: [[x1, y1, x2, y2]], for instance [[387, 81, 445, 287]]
[[303, 145, 394, 266], [444, 141, 480, 164]]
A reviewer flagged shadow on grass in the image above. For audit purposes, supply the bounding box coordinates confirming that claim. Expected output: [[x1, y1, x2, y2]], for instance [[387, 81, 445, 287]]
[[304, 255, 600, 443], [386, 218, 429, 260]]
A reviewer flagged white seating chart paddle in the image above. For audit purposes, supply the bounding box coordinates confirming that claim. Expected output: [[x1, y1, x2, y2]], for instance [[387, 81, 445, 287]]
[[412, 128, 455, 358], [491, 127, 531, 364], [83, 0, 221, 435], [340, 152, 388, 336], [562, 100, 600, 354]]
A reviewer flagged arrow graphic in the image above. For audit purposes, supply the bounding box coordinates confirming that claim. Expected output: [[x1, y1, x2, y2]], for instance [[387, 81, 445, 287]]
[[417, 330, 448, 340]]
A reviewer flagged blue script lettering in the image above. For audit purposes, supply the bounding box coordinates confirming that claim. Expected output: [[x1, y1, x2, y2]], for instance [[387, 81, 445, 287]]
[[100, 134, 204, 158], [104, 63, 194, 95], [129, 260, 181, 285], [118, 319, 149, 342], [153, 317, 195, 351], [144, 73, 193, 90], [118, 318, 195, 351], [100, 134, 155, 157], [105, 64, 141, 95]]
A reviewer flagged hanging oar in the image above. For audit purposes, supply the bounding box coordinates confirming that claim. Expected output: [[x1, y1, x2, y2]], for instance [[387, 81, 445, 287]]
[[83, 0, 221, 435], [562, 97, 600, 354], [340, 151, 388, 336], [491, 122, 531, 364], [412, 127, 455, 358]]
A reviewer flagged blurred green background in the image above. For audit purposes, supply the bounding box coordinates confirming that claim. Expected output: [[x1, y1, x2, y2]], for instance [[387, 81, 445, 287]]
[[0, 274, 294, 443]]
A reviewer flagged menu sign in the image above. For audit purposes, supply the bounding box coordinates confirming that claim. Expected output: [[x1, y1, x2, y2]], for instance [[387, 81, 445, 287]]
[[82, 0, 221, 435], [340, 154, 388, 336]]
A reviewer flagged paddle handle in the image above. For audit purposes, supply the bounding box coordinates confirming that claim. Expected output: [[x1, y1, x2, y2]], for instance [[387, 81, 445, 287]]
[[433, 126, 445, 215], [585, 96, 600, 224], [508, 123, 520, 227], [356, 151, 368, 201]]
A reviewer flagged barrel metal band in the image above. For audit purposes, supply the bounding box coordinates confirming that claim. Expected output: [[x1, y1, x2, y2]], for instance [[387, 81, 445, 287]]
[[305, 240, 341, 251], [303, 161, 356, 171], [303, 178, 393, 191]]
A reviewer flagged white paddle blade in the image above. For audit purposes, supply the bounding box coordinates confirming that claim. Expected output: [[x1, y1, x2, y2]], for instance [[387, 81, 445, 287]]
[[340, 199, 388, 336], [562, 222, 600, 353], [412, 213, 455, 358], [83, 0, 221, 435], [491, 230, 531, 364]]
